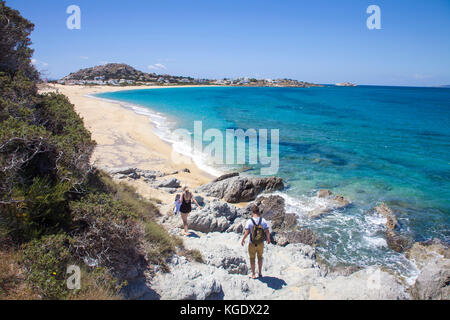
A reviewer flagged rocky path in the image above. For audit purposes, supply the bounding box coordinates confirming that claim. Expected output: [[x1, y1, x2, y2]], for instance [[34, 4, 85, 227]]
[[111, 169, 448, 300]]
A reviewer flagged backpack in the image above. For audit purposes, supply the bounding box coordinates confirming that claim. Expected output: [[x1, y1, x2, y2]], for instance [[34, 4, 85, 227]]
[[250, 218, 265, 246]]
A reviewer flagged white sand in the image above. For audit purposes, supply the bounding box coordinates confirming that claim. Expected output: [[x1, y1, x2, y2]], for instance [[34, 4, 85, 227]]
[[39, 84, 214, 205]]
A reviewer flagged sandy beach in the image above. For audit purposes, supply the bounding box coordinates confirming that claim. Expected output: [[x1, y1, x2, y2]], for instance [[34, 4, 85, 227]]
[[39, 84, 214, 204]]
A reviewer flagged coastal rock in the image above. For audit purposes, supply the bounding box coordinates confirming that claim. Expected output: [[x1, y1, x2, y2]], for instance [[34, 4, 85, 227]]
[[248, 195, 317, 246], [213, 172, 240, 183], [193, 195, 206, 207], [309, 266, 410, 300], [226, 217, 247, 234], [307, 191, 350, 218], [386, 231, 411, 253], [157, 178, 181, 189], [274, 228, 317, 247], [197, 176, 284, 203], [374, 203, 398, 231], [406, 240, 450, 300], [406, 240, 450, 269], [411, 259, 450, 300], [372, 203, 412, 253], [151, 263, 223, 300], [121, 277, 160, 300], [317, 189, 333, 198], [251, 195, 286, 231], [327, 265, 364, 277], [100, 166, 166, 181], [149, 232, 408, 300], [185, 236, 249, 275], [179, 199, 247, 233], [159, 187, 177, 194]]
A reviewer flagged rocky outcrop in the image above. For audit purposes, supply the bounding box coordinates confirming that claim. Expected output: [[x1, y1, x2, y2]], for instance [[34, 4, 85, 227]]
[[162, 198, 248, 233], [249, 195, 317, 247], [197, 176, 284, 203], [148, 232, 409, 300], [308, 190, 350, 218], [274, 228, 317, 247], [406, 240, 450, 300], [373, 203, 411, 253], [100, 166, 166, 181], [157, 178, 181, 189], [374, 203, 398, 231], [308, 266, 409, 300], [213, 172, 239, 183]]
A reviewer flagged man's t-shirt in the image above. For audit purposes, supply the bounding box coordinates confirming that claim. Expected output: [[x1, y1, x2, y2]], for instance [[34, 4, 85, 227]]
[[245, 217, 269, 243]]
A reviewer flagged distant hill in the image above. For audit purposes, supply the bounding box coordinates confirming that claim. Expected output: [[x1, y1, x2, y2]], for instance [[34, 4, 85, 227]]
[[62, 63, 159, 81], [60, 63, 322, 87]]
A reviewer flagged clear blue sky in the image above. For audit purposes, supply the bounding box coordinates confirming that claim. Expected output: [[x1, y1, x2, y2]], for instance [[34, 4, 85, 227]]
[[7, 0, 450, 86]]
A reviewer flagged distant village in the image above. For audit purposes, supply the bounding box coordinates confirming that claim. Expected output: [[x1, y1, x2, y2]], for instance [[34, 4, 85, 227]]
[[53, 63, 325, 88], [56, 76, 323, 88]]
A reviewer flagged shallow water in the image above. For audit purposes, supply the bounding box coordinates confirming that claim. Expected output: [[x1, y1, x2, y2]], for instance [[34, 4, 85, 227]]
[[97, 85, 450, 279]]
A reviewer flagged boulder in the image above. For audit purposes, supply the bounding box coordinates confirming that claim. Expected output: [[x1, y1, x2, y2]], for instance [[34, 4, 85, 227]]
[[372, 203, 411, 253], [412, 259, 450, 300], [308, 191, 350, 218], [274, 228, 317, 247], [374, 203, 398, 231], [309, 266, 410, 300], [157, 178, 181, 189], [406, 240, 450, 269], [251, 195, 286, 231], [153, 265, 223, 300], [193, 195, 206, 207], [317, 189, 333, 198], [186, 199, 247, 233], [406, 240, 450, 300], [197, 176, 284, 203], [213, 172, 239, 183], [386, 231, 411, 253]]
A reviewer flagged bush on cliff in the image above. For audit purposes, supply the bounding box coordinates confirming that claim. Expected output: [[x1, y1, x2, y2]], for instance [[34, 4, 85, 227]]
[[1, 0, 184, 299]]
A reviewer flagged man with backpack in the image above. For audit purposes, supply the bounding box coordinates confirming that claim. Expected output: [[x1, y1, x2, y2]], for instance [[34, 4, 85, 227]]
[[241, 205, 271, 279]]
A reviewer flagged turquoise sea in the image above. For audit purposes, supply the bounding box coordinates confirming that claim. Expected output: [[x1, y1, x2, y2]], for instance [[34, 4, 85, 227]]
[[96, 86, 450, 280]]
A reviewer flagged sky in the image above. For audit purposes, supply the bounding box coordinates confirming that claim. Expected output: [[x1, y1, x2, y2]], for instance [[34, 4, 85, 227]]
[[7, 0, 450, 86]]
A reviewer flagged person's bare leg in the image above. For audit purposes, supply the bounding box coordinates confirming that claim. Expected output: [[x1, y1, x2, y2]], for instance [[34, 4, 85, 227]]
[[258, 257, 263, 277], [181, 214, 189, 235], [250, 260, 257, 279]]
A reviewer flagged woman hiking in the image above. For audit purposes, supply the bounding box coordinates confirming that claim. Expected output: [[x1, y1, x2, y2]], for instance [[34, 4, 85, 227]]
[[179, 186, 201, 236]]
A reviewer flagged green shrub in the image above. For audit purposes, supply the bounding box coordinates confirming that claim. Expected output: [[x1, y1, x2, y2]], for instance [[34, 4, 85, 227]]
[[69, 194, 145, 275], [21, 234, 75, 299], [86, 170, 160, 220]]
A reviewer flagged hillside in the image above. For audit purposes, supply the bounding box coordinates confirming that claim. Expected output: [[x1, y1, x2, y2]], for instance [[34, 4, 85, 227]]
[[62, 63, 158, 81], [60, 63, 322, 87]]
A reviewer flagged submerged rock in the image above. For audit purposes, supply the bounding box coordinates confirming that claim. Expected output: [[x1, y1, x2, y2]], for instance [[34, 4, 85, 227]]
[[317, 189, 333, 198], [308, 190, 350, 218]]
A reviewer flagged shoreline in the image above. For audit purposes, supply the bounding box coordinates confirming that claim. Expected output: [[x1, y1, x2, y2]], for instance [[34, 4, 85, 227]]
[[38, 84, 436, 280], [39, 83, 217, 203]]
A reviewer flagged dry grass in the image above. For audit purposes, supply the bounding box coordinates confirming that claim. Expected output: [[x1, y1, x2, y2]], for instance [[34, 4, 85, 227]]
[[67, 269, 122, 300], [0, 249, 40, 300]]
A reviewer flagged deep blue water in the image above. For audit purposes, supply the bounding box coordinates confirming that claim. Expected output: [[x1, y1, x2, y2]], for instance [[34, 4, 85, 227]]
[[97, 86, 450, 279]]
